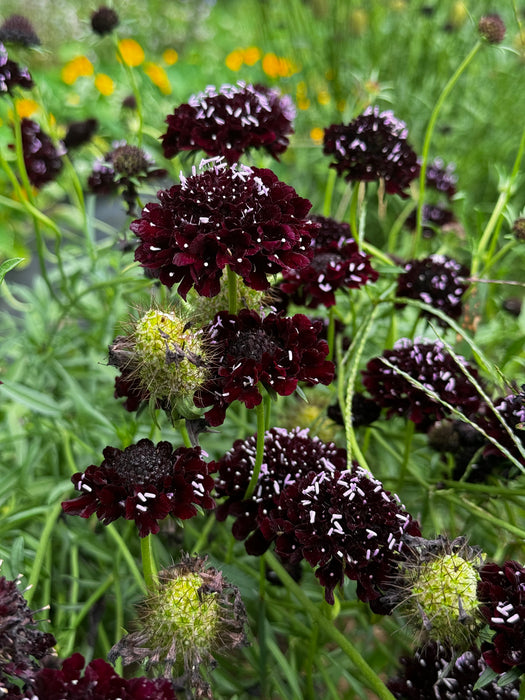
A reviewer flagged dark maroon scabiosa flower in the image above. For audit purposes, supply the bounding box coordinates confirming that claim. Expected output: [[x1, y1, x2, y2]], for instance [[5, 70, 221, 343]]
[[132, 159, 315, 298], [90, 6, 120, 35], [395, 254, 469, 324], [61, 439, 215, 537], [0, 15, 40, 47], [362, 339, 482, 429], [109, 554, 247, 698], [280, 214, 378, 308], [388, 642, 520, 699], [18, 118, 65, 188], [478, 14, 506, 44], [161, 82, 295, 165], [63, 118, 98, 149], [194, 310, 334, 426], [323, 106, 420, 197], [212, 427, 347, 555], [0, 42, 33, 94], [405, 203, 456, 238], [512, 218, 525, 241], [478, 560, 525, 674], [88, 141, 167, 216], [24, 653, 177, 700], [264, 466, 420, 607], [327, 392, 381, 429], [0, 573, 56, 692], [480, 391, 525, 468], [424, 157, 458, 198]]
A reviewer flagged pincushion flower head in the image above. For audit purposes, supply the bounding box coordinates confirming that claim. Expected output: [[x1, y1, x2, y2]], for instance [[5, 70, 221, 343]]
[[88, 141, 167, 215], [108, 554, 247, 698], [388, 642, 520, 699], [478, 560, 525, 674], [362, 338, 482, 429], [280, 214, 378, 308], [405, 202, 456, 238], [395, 254, 469, 325], [0, 571, 56, 692], [212, 427, 347, 555], [0, 15, 40, 47], [479, 390, 525, 468], [108, 307, 210, 419], [0, 42, 33, 94], [91, 6, 119, 35], [132, 158, 315, 298], [478, 14, 506, 44], [18, 118, 65, 188], [425, 157, 458, 198], [323, 106, 420, 197], [161, 81, 295, 165], [260, 464, 421, 607], [22, 653, 177, 700], [194, 309, 334, 426], [61, 438, 215, 537]]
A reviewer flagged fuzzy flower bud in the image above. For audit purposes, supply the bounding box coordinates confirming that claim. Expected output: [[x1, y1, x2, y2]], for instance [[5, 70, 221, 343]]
[[478, 14, 506, 44], [391, 536, 484, 650], [109, 554, 247, 698], [109, 308, 209, 418]]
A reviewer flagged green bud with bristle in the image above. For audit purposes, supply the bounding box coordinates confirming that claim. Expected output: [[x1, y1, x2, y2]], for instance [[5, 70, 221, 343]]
[[188, 277, 270, 321], [109, 554, 248, 697], [133, 308, 209, 408], [392, 536, 485, 650]]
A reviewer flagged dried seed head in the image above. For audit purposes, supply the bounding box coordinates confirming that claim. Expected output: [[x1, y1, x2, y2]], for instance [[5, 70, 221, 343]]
[[478, 14, 506, 44]]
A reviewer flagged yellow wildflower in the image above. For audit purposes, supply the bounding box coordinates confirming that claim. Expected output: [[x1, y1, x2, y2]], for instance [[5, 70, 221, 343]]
[[225, 49, 244, 72], [61, 55, 94, 85], [297, 97, 310, 110], [118, 38, 145, 67], [310, 127, 324, 145], [15, 98, 39, 118], [162, 48, 178, 65], [94, 73, 115, 96], [317, 90, 330, 106], [144, 62, 171, 95], [243, 46, 261, 65]]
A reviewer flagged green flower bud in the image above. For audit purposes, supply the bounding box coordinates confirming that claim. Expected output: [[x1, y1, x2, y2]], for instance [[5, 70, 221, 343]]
[[109, 554, 248, 698], [393, 536, 485, 650]]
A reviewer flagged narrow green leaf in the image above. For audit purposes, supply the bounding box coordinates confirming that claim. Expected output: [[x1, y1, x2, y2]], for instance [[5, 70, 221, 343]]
[[473, 665, 499, 691], [0, 379, 65, 417], [0, 257, 24, 283]]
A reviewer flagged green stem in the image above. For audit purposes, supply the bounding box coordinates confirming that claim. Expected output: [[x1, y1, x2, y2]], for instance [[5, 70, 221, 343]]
[[433, 492, 525, 540], [413, 40, 482, 257], [323, 168, 337, 217], [348, 183, 360, 243], [25, 502, 62, 606], [244, 398, 266, 500], [264, 551, 396, 700], [471, 123, 525, 277], [62, 574, 115, 657], [192, 513, 217, 553], [140, 534, 158, 590], [227, 265, 238, 315], [106, 524, 147, 593]]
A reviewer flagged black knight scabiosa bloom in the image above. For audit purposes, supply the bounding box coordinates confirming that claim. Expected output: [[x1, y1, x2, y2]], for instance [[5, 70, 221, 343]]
[[132, 158, 315, 298], [0, 15, 40, 47], [478, 560, 525, 674], [108, 308, 210, 418], [61, 439, 215, 537], [395, 254, 469, 324], [389, 536, 484, 649], [18, 118, 65, 188], [478, 14, 506, 44], [194, 310, 334, 426], [362, 339, 482, 429], [387, 642, 520, 699], [63, 118, 98, 149], [22, 653, 178, 700], [212, 427, 347, 555], [323, 106, 420, 197], [88, 141, 167, 215], [0, 572, 56, 692], [90, 6, 120, 36], [0, 42, 33, 94], [405, 202, 456, 238], [425, 157, 458, 198], [108, 554, 247, 698], [161, 82, 295, 165], [280, 214, 378, 308], [260, 464, 421, 607]]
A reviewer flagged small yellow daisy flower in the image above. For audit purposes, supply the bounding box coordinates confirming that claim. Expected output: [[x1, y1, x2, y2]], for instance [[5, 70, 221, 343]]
[[94, 73, 115, 96], [118, 38, 145, 67], [144, 62, 171, 95], [162, 48, 178, 65], [297, 97, 310, 110], [15, 98, 39, 118], [310, 127, 324, 145], [225, 49, 244, 72], [243, 46, 261, 66], [317, 90, 330, 106], [262, 52, 280, 78], [61, 56, 94, 85]]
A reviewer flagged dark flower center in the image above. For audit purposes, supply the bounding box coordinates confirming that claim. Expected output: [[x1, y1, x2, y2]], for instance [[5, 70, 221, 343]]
[[112, 145, 149, 177], [110, 442, 171, 487], [310, 251, 341, 273], [234, 329, 280, 363]]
